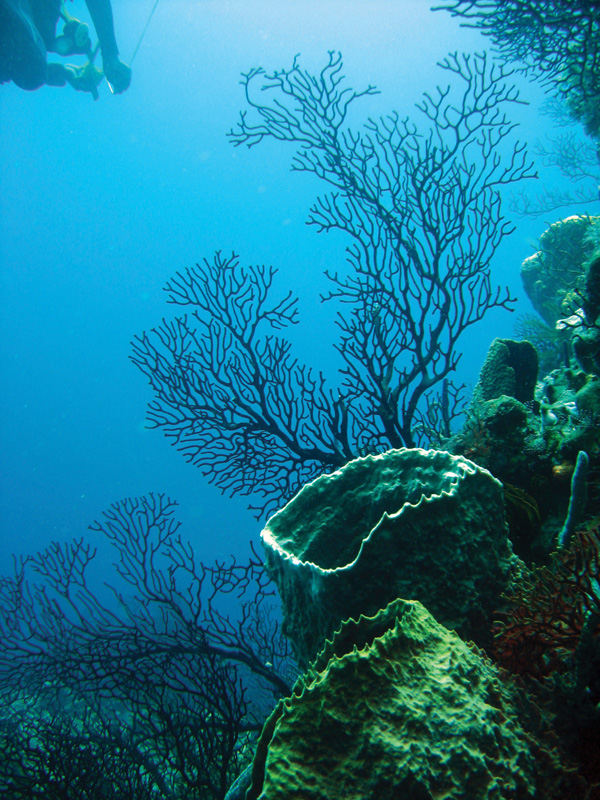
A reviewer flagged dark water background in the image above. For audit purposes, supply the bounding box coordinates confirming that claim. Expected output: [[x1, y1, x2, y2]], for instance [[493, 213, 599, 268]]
[[0, 0, 587, 573]]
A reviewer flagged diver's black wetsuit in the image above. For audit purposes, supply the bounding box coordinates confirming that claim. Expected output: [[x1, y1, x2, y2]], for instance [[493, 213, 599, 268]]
[[0, 0, 130, 92], [0, 0, 49, 89]]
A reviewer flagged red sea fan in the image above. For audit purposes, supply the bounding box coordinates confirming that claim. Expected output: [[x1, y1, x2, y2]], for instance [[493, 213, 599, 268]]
[[493, 521, 600, 678]]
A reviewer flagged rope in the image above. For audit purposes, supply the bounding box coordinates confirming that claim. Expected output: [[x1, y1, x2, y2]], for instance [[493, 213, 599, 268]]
[[130, 0, 161, 65]]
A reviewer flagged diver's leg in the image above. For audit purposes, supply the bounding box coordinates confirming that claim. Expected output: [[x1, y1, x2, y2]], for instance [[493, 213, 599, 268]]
[[84, 0, 118, 60], [84, 0, 130, 92]]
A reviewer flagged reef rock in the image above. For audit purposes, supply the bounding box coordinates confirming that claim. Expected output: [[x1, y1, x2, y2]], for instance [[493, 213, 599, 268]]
[[247, 599, 582, 800], [261, 448, 519, 665]]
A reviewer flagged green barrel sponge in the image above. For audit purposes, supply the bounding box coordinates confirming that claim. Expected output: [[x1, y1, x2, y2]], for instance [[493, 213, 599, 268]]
[[248, 600, 581, 800], [261, 448, 520, 665]]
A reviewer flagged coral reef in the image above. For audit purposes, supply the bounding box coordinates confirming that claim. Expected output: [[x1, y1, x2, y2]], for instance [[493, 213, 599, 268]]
[[261, 448, 519, 665], [246, 599, 584, 800], [451, 355, 600, 561], [7, 43, 600, 800], [449, 218, 600, 561]]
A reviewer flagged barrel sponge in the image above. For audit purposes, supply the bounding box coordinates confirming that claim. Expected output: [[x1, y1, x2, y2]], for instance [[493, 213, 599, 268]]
[[247, 600, 582, 800], [520, 214, 600, 326], [474, 337, 538, 404], [261, 448, 520, 665]]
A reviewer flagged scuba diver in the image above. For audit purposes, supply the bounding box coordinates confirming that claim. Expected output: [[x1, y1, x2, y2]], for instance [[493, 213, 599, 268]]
[[0, 0, 131, 98]]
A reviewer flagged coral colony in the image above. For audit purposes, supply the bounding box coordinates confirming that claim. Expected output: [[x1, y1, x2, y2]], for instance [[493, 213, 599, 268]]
[[133, 51, 535, 515], [2, 4, 600, 797]]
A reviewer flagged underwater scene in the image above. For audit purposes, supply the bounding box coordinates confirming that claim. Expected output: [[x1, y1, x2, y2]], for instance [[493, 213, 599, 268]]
[[1, 0, 600, 797]]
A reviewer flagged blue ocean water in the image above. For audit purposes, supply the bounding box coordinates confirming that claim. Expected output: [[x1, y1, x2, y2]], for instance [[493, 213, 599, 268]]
[[0, 0, 584, 574]]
